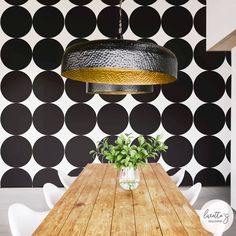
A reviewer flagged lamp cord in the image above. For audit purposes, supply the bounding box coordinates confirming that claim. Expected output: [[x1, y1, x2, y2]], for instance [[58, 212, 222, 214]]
[[118, 0, 123, 39]]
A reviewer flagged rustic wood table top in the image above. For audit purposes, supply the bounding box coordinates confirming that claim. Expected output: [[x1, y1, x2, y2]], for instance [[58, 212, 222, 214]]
[[33, 163, 212, 236]]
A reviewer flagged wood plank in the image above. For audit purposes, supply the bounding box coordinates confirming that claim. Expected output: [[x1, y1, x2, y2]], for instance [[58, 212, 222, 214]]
[[58, 164, 108, 236], [33, 164, 98, 235], [132, 168, 162, 236], [141, 164, 188, 236], [151, 164, 212, 236], [85, 164, 117, 236], [34, 163, 212, 236], [111, 171, 136, 236]]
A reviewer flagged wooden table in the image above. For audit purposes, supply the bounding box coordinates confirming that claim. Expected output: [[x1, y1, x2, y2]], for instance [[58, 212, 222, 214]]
[[33, 164, 212, 235]]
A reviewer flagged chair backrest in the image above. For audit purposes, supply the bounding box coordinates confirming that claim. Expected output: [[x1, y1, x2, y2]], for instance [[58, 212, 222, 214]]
[[170, 169, 185, 187], [181, 182, 202, 206], [43, 183, 65, 209], [8, 203, 48, 236], [58, 170, 76, 189]]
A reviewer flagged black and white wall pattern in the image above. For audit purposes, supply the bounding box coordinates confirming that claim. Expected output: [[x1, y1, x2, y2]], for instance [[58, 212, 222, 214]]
[[0, 0, 231, 187]]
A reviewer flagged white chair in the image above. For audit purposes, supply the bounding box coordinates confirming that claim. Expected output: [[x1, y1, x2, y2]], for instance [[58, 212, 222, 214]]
[[43, 183, 65, 209], [58, 170, 76, 189], [181, 182, 202, 206], [170, 169, 185, 187], [8, 203, 48, 236]]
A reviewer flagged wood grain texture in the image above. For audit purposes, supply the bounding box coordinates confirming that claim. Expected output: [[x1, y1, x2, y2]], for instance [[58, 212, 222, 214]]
[[33, 164, 98, 235], [85, 164, 117, 236], [150, 164, 212, 236], [111, 177, 136, 235], [141, 164, 188, 236], [132, 168, 162, 236], [58, 164, 108, 236], [33, 163, 212, 236]]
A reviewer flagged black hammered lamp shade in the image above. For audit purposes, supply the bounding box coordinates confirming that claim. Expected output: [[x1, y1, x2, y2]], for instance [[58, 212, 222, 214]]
[[61, 39, 178, 85], [86, 83, 154, 94]]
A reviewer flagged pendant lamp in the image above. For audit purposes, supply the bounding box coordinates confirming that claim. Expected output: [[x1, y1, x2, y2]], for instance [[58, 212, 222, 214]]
[[86, 82, 154, 94], [61, 0, 177, 94]]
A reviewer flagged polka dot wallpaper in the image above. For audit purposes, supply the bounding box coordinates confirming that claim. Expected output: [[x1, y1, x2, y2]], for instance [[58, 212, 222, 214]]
[[0, 0, 231, 187]]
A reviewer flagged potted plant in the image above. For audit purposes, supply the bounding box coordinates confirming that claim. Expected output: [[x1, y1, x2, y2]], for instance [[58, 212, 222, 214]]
[[90, 134, 168, 190]]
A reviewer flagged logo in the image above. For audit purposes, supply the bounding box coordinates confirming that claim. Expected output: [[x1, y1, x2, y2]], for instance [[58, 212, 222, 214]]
[[198, 200, 234, 235]]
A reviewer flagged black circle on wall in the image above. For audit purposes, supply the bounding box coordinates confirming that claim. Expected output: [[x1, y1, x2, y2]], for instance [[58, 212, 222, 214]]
[[162, 104, 193, 135], [132, 85, 160, 103], [33, 104, 64, 135], [65, 6, 96, 37], [194, 7, 206, 37], [130, 6, 160, 37], [134, 0, 156, 5], [167, 168, 193, 186], [66, 38, 89, 49], [1, 39, 32, 70], [1, 168, 32, 187], [198, 0, 206, 5], [33, 168, 63, 187], [33, 136, 64, 167], [130, 104, 160, 135], [98, 135, 118, 163], [226, 76, 231, 98], [1, 71, 32, 102], [1, 104, 32, 135], [194, 168, 225, 186], [194, 136, 225, 167], [99, 94, 126, 103], [1, 6, 32, 37], [33, 39, 64, 70], [65, 136, 95, 167], [194, 40, 225, 70], [164, 39, 193, 70], [33, 71, 64, 102], [138, 38, 157, 44], [65, 104, 96, 135], [66, 80, 93, 102], [194, 104, 225, 135], [37, 0, 60, 5], [97, 104, 128, 135], [69, 0, 92, 5], [226, 141, 230, 162], [162, 136, 193, 167], [33, 6, 64, 38], [69, 167, 83, 176], [162, 6, 193, 38], [132, 136, 160, 163], [194, 71, 225, 102], [226, 52, 231, 66], [166, 0, 189, 5], [162, 71, 193, 102], [1, 136, 32, 167], [226, 109, 231, 130], [97, 6, 128, 38], [5, 0, 28, 5], [226, 174, 230, 186]]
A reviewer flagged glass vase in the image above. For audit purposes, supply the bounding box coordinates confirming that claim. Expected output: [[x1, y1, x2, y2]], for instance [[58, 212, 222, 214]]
[[119, 167, 140, 190]]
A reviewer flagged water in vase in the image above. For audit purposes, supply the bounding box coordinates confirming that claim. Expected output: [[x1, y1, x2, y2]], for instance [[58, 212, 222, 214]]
[[119, 167, 140, 190]]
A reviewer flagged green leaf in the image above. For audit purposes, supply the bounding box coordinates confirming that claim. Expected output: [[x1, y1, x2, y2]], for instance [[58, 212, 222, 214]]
[[155, 134, 162, 141], [92, 133, 168, 169], [138, 136, 145, 146], [130, 149, 137, 157], [141, 149, 148, 156]]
